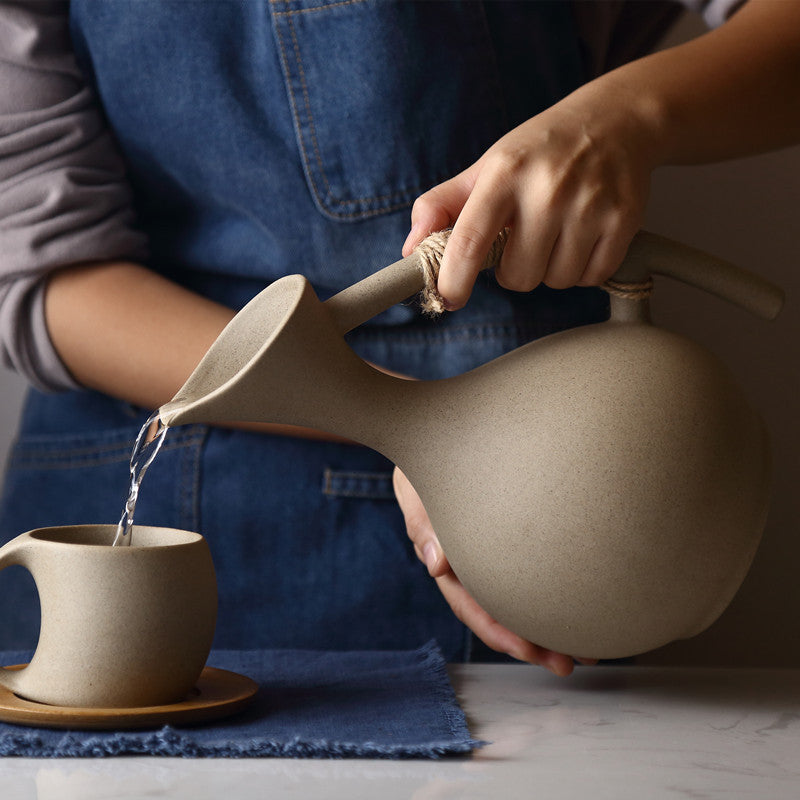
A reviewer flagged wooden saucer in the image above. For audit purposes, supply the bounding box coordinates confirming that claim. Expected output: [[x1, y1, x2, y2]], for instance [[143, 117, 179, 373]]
[[0, 665, 259, 730]]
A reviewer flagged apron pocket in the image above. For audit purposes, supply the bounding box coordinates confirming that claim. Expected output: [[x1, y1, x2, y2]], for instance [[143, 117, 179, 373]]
[[269, 0, 507, 220]]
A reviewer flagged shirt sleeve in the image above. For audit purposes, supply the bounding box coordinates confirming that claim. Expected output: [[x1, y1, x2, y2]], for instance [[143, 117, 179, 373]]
[[0, 1, 148, 392], [573, 0, 748, 79], [682, 0, 747, 28]]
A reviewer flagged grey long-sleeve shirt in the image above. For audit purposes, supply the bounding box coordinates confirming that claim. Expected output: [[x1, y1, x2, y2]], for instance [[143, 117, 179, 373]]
[[0, 0, 742, 393], [0, 1, 147, 392]]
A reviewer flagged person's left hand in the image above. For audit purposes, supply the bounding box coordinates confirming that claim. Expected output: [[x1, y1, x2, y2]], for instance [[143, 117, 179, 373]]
[[393, 466, 595, 676]]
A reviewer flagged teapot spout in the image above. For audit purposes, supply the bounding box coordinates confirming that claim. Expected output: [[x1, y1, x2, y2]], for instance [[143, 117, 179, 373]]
[[159, 275, 406, 452]]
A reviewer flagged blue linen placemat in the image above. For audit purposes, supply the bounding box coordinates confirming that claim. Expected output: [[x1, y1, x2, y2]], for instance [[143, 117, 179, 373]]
[[0, 641, 485, 758]]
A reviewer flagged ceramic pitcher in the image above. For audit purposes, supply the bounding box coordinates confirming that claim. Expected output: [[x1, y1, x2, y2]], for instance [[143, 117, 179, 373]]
[[159, 231, 782, 658]]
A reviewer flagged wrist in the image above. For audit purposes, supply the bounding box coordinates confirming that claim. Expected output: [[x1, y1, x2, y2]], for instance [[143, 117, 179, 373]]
[[568, 69, 674, 172], [582, 0, 800, 166]]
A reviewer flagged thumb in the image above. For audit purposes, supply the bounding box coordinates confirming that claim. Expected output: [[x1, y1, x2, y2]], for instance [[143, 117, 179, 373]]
[[392, 467, 449, 577]]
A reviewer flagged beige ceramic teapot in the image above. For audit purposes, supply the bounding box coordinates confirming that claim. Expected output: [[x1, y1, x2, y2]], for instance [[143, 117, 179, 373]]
[[160, 231, 783, 659]]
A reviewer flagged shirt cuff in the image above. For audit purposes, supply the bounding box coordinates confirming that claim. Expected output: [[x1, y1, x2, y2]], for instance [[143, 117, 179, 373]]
[[682, 0, 747, 28], [0, 275, 78, 393]]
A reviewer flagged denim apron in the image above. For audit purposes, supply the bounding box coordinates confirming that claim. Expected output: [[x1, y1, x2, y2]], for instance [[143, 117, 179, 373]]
[[0, 1, 607, 659]]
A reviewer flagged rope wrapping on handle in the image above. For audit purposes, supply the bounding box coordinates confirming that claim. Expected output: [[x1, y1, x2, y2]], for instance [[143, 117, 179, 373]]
[[602, 277, 654, 300], [413, 228, 652, 315], [415, 228, 509, 315]]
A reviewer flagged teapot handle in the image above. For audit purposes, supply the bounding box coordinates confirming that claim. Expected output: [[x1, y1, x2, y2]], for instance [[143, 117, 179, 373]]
[[615, 231, 783, 320], [324, 229, 784, 334]]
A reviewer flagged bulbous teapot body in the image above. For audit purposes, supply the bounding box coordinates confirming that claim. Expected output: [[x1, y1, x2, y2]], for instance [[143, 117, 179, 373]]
[[160, 232, 782, 658], [402, 321, 770, 657]]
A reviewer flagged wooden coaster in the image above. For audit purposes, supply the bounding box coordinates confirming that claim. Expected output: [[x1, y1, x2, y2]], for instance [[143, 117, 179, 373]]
[[0, 665, 259, 730]]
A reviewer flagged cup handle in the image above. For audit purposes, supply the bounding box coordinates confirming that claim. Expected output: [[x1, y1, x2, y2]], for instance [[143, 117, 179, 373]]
[[0, 534, 33, 693]]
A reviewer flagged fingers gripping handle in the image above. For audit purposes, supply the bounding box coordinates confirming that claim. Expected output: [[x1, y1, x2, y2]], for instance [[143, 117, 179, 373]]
[[324, 229, 508, 333], [323, 229, 784, 333], [0, 536, 32, 692]]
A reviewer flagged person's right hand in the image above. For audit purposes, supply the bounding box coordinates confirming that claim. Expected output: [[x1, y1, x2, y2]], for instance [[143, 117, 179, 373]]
[[401, 78, 656, 309]]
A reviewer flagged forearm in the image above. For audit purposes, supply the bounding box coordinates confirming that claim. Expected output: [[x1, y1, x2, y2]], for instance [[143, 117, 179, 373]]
[[44, 261, 355, 441], [45, 261, 233, 408], [594, 0, 800, 165], [44, 261, 393, 441]]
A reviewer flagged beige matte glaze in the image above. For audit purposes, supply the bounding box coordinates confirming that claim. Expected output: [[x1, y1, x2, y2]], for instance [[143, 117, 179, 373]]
[[160, 231, 783, 659], [0, 525, 217, 707]]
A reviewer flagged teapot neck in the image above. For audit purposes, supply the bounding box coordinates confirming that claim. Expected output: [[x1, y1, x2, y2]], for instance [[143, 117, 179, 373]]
[[603, 275, 654, 324], [609, 294, 652, 324], [278, 367, 418, 459]]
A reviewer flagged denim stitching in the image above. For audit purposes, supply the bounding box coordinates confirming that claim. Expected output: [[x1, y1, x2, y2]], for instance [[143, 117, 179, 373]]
[[10, 438, 142, 457], [271, 0, 368, 19], [329, 186, 424, 206], [272, 0, 502, 210], [17, 440, 174, 457], [283, 15, 333, 207], [271, 3, 422, 217], [322, 468, 395, 499], [10, 429, 206, 471], [178, 427, 207, 532], [10, 453, 137, 471], [284, 15, 421, 212], [11, 435, 191, 462], [321, 197, 416, 219]]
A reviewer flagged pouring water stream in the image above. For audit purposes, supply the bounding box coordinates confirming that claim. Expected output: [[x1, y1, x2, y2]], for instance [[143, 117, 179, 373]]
[[113, 411, 170, 546]]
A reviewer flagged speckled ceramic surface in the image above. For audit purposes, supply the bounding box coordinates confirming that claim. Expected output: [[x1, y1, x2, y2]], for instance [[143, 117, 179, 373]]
[[160, 232, 783, 658], [0, 525, 217, 707]]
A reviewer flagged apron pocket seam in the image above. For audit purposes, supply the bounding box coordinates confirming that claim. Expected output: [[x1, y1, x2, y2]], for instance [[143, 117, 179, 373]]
[[322, 467, 395, 499]]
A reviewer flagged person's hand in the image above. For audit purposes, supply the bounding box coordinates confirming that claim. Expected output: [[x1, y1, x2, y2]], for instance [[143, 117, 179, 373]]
[[402, 80, 661, 308], [393, 467, 596, 676]]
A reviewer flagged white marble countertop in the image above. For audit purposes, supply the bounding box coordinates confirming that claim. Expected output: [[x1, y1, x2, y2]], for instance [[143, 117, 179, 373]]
[[1, 664, 799, 799]]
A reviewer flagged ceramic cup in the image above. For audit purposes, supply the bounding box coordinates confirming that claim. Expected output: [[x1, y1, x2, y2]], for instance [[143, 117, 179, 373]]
[[0, 525, 217, 708]]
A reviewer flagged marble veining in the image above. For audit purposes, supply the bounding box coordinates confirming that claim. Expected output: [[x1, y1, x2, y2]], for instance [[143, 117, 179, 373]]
[[0, 665, 798, 800]]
